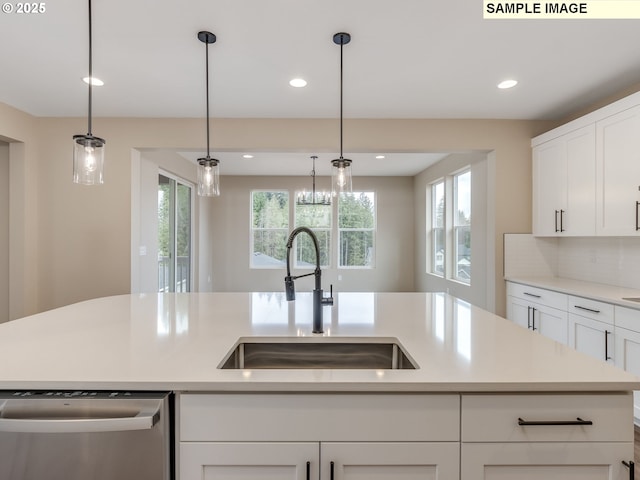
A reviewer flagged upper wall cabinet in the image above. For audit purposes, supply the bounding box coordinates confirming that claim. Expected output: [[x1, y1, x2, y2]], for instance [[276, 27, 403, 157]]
[[596, 105, 640, 236], [532, 91, 640, 237], [533, 125, 596, 236]]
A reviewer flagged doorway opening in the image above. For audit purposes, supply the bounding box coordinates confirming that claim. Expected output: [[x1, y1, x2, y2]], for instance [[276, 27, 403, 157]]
[[158, 173, 193, 292]]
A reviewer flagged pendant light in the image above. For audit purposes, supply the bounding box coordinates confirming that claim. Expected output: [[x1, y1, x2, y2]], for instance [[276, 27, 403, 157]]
[[331, 32, 353, 196], [196, 31, 220, 197], [72, 0, 105, 185], [297, 156, 331, 206]]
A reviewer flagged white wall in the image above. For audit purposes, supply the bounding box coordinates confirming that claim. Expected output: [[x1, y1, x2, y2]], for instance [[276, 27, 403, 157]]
[[208, 175, 416, 293], [0, 142, 8, 323], [413, 152, 493, 310]]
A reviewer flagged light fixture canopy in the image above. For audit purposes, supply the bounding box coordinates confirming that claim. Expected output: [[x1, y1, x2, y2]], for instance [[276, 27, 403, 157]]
[[72, 0, 105, 185], [330, 32, 353, 196], [297, 155, 331, 206], [196, 30, 220, 197]]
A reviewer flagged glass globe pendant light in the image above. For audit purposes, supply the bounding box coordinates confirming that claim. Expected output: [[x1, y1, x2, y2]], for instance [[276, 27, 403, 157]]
[[196, 31, 220, 197], [331, 32, 353, 196], [72, 0, 105, 185]]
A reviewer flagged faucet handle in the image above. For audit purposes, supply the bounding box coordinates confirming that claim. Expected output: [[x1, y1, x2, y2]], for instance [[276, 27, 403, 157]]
[[321, 284, 334, 306]]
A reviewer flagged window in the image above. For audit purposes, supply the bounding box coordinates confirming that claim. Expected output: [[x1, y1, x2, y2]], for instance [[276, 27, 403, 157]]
[[427, 168, 472, 284], [294, 202, 331, 268], [251, 191, 289, 268], [158, 173, 192, 292], [431, 180, 445, 276], [453, 170, 471, 283], [338, 192, 375, 268]]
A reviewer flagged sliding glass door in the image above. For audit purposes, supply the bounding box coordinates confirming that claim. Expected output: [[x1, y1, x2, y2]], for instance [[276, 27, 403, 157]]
[[158, 173, 192, 292]]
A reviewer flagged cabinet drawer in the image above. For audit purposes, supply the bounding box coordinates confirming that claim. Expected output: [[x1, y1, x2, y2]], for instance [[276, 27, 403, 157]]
[[568, 296, 614, 325], [461, 393, 633, 442], [180, 393, 460, 442], [507, 283, 567, 311], [615, 305, 640, 332]]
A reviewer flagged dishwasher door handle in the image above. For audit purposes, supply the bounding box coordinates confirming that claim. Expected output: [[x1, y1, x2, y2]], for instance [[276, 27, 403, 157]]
[[0, 403, 161, 433]]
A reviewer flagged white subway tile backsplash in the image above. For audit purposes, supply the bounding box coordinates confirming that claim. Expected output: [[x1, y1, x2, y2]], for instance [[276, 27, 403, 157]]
[[504, 234, 640, 290]]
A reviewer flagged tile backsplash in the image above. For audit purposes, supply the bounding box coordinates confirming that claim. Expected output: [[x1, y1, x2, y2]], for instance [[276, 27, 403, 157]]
[[504, 234, 640, 289]]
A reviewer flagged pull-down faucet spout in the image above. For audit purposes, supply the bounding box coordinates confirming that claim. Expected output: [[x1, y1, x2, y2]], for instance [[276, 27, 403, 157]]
[[284, 227, 333, 333]]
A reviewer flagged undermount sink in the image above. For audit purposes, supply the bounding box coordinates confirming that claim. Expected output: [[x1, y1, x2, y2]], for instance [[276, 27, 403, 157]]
[[622, 297, 640, 303], [219, 338, 417, 370]]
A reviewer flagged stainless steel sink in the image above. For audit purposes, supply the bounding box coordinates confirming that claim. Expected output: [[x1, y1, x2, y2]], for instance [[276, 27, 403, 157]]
[[219, 338, 417, 370], [622, 297, 640, 303]]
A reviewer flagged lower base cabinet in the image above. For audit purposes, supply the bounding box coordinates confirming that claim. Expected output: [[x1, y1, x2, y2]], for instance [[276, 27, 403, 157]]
[[178, 393, 635, 480], [462, 442, 632, 480], [180, 442, 459, 480]]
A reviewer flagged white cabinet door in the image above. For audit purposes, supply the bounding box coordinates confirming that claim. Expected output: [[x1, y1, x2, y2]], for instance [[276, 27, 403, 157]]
[[321, 442, 459, 480], [614, 326, 640, 422], [462, 442, 632, 480], [533, 138, 566, 236], [180, 442, 319, 480], [533, 125, 595, 236], [565, 125, 596, 236], [596, 104, 640, 236], [569, 314, 614, 364], [506, 296, 568, 345]]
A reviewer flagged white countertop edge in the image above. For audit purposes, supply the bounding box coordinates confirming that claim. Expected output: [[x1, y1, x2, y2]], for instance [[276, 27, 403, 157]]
[[3, 380, 638, 393], [505, 276, 640, 311]]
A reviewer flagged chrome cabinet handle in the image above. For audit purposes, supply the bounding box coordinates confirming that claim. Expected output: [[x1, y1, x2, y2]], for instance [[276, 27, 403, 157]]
[[622, 460, 635, 480], [518, 417, 593, 426]]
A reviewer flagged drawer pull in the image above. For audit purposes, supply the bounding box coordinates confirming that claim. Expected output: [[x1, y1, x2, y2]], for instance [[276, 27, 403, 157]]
[[517, 417, 593, 426], [523, 292, 541, 298], [622, 460, 635, 480], [574, 305, 601, 314], [306, 461, 310, 480]]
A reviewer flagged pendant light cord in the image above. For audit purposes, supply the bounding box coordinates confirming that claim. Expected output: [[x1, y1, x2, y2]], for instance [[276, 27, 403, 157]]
[[205, 40, 211, 158], [339, 38, 343, 159], [87, 0, 93, 135]]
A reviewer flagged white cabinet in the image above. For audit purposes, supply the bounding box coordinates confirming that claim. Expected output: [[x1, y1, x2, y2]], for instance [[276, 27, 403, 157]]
[[533, 124, 596, 236], [461, 393, 634, 480], [321, 442, 458, 480], [595, 104, 640, 236], [178, 394, 460, 480], [506, 283, 568, 344], [615, 306, 640, 422], [180, 442, 318, 480], [568, 296, 615, 364]]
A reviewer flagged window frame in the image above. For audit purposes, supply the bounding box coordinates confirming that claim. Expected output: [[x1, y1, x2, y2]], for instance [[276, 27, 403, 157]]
[[250, 189, 290, 269], [453, 169, 471, 284], [337, 191, 376, 269], [429, 179, 445, 277]]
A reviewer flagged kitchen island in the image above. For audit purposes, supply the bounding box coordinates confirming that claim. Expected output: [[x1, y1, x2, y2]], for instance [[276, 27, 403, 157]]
[[0, 291, 638, 479]]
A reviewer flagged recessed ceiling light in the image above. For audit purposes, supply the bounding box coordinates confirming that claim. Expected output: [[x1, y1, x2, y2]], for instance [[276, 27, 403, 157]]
[[289, 78, 307, 88], [497, 79, 518, 89], [375, 155, 385, 159], [242, 154, 254, 159], [82, 76, 104, 86]]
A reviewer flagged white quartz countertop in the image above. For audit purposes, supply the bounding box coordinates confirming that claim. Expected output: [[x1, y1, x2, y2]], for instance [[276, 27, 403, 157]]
[[505, 276, 640, 310], [0, 292, 638, 392]]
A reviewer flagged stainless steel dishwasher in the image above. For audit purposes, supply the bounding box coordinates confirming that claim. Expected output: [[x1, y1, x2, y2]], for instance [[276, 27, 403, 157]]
[[0, 390, 172, 480]]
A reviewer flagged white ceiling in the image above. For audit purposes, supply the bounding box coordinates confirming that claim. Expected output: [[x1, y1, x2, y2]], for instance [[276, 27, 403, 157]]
[[2, 0, 640, 175]]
